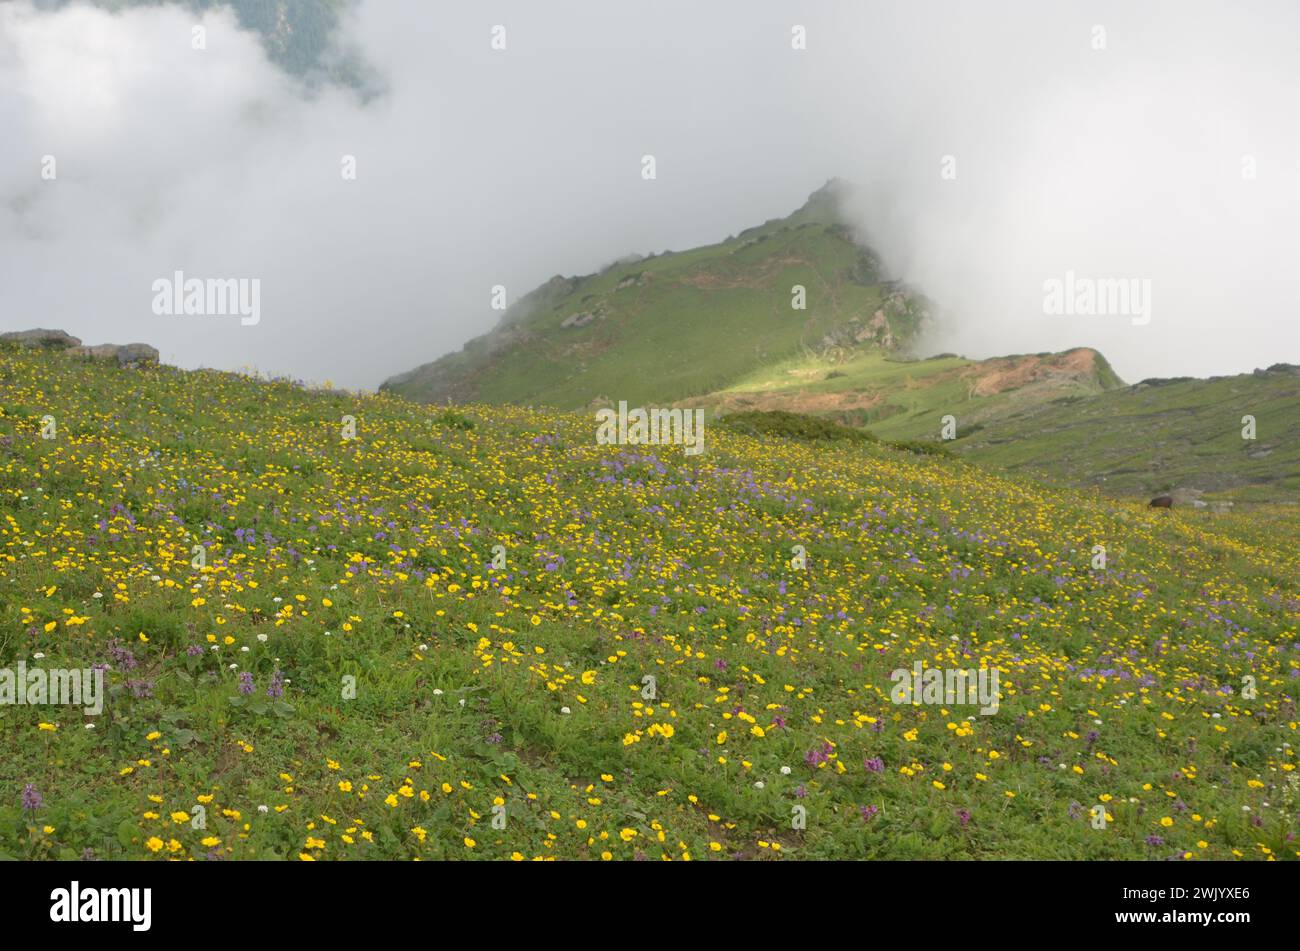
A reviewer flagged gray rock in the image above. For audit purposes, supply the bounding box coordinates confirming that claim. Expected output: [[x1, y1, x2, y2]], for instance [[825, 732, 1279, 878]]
[[560, 311, 599, 329], [1263, 363, 1300, 376], [0, 328, 82, 349], [116, 343, 159, 365], [70, 343, 159, 366]]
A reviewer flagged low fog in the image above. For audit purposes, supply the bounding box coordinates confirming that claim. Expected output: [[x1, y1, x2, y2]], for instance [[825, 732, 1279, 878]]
[[2, 0, 1298, 389]]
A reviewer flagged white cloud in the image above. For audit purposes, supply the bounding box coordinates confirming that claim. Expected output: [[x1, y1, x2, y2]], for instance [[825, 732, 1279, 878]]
[[2, 0, 1297, 388]]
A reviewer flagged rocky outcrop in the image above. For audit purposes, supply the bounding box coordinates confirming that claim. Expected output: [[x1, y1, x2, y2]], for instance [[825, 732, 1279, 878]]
[[966, 348, 1113, 397], [1, 329, 158, 366], [854, 309, 894, 348], [560, 310, 601, 329], [1168, 486, 1204, 506], [70, 343, 159, 366], [0, 328, 82, 349]]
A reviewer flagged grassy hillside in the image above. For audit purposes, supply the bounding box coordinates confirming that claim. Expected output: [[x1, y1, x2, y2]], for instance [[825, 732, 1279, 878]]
[[952, 366, 1300, 505], [685, 347, 1123, 430], [381, 179, 1300, 506], [695, 348, 1300, 505], [2, 347, 1297, 860], [381, 182, 931, 408]]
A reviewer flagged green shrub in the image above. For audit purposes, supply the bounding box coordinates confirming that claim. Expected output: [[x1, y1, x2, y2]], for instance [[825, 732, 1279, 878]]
[[719, 409, 877, 443], [886, 439, 952, 457], [433, 409, 475, 430]]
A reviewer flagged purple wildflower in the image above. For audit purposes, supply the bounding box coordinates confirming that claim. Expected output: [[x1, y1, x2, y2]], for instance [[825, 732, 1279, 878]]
[[108, 641, 138, 671]]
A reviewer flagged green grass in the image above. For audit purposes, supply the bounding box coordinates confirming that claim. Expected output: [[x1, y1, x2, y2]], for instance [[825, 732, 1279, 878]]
[[718, 410, 879, 444], [701, 348, 1299, 505], [951, 369, 1300, 504]]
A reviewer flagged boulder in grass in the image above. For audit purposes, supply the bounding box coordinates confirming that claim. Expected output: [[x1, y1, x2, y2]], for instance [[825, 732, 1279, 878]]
[[0, 328, 82, 350], [116, 343, 159, 365], [70, 343, 160, 366], [560, 310, 599, 329]]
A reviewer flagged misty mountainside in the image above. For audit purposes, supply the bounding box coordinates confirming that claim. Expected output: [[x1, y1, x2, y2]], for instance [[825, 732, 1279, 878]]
[[383, 182, 1298, 506], [35, 0, 364, 85], [381, 181, 937, 408]]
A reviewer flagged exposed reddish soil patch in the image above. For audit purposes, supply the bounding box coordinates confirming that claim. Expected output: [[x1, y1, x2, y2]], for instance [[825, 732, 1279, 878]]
[[965, 348, 1100, 396]]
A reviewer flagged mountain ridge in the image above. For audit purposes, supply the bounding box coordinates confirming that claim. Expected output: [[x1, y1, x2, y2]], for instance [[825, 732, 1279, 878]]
[[380, 182, 1298, 504], [381, 181, 934, 406]]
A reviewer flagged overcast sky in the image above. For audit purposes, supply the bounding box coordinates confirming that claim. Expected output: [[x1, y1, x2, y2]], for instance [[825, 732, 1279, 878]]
[[2, 0, 1298, 389]]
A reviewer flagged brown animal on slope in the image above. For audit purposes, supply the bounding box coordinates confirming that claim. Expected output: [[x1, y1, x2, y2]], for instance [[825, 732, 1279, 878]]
[[1149, 495, 1174, 509]]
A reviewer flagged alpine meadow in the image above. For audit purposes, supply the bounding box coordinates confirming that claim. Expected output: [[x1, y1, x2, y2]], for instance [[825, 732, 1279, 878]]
[[1, 0, 1297, 926]]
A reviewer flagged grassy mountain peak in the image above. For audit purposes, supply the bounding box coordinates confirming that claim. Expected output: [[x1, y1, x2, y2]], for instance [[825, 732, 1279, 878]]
[[382, 183, 1300, 506], [381, 182, 929, 408]]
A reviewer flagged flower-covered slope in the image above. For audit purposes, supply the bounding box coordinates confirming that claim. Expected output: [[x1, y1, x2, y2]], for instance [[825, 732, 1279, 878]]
[[1, 348, 1296, 860]]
